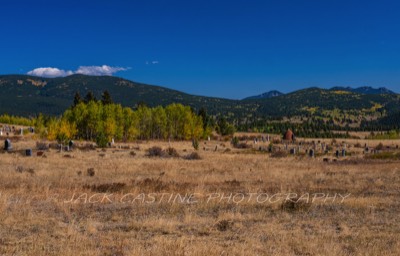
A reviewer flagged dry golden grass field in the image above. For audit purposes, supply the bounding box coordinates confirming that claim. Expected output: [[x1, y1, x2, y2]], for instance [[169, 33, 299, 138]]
[[0, 133, 400, 255]]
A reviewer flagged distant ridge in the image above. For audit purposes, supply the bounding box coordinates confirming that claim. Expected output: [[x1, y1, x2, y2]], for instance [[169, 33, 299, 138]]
[[245, 86, 396, 100], [0, 74, 241, 116], [243, 90, 284, 100], [329, 86, 396, 95], [0, 74, 399, 121]]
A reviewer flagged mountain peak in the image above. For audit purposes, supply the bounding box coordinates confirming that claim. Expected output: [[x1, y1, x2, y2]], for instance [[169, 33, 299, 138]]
[[243, 90, 284, 100]]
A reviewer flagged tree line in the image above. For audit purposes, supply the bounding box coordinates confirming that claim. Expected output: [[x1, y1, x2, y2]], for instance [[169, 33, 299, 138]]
[[32, 91, 219, 146], [0, 114, 34, 127]]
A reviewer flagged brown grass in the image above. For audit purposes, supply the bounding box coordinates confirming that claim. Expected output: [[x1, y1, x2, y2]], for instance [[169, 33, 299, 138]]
[[0, 136, 399, 255]]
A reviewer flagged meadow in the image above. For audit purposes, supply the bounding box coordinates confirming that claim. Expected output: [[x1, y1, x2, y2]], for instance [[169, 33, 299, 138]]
[[0, 133, 399, 255]]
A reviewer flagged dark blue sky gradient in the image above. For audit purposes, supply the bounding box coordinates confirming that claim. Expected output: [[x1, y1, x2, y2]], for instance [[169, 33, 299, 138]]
[[1, 0, 400, 98]]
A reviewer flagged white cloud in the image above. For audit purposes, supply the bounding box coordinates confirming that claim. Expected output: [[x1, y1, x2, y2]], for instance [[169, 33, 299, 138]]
[[26, 65, 129, 78], [75, 65, 129, 76], [146, 60, 159, 65], [27, 67, 73, 78]]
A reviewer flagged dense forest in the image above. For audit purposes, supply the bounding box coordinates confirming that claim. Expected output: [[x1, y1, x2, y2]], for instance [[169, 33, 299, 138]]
[[1, 75, 400, 123], [29, 92, 214, 146], [1, 74, 400, 140]]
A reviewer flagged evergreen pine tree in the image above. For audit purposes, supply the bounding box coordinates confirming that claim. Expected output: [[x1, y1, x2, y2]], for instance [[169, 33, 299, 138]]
[[101, 90, 113, 105], [84, 91, 96, 103], [73, 92, 82, 107]]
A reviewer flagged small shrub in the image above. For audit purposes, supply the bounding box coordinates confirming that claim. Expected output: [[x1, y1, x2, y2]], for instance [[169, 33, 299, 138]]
[[268, 143, 273, 152], [223, 136, 231, 142], [270, 151, 288, 158], [15, 166, 24, 173], [130, 151, 136, 157], [26, 168, 35, 175], [85, 182, 126, 193], [49, 143, 60, 150], [281, 197, 312, 212], [215, 220, 234, 232], [135, 178, 168, 192], [184, 152, 201, 160], [231, 136, 239, 147], [224, 179, 241, 186], [147, 146, 164, 157], [365, 152, 400, 160], [77, 143, 96, 151], [15, 166, 35, 175], [87, 168, 95, 177], [376, 143, 384, 151], [96, 132, 109, 148], [192, 139, 199, 150], [235, 142, 251, 149], [166, 147, 179, 157], [36, 141, 49, 151], [272, 138, 281, 144]]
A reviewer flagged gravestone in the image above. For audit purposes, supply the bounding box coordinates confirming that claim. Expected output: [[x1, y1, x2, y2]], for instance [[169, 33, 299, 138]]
[[25, 149, 32, 157], [4, 139, 12, 151]]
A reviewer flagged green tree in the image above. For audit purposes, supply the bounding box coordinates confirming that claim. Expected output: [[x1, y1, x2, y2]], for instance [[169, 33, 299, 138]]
[[56, 119, 77, 145], [73, 92, 82, 107], [34, 114, 47, 138], [122, 107, 139, 141], [101, 90, 113, 105], [135, 105, 152, 140], [216, 117, 235, 136], [86, 101, 102, 140], [84, 91, 97, 103], [166, 104, 186, 140], [151, 106, 167, 139]]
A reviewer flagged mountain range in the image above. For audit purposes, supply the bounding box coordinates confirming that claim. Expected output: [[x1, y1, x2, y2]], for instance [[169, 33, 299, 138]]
[[0, 75, 399, 123], [329, 86, 396, 95], [244, 86, 396, 100]]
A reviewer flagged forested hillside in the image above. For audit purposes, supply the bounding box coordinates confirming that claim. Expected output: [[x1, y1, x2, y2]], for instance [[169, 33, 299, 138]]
[[1, 74, 400, 134]]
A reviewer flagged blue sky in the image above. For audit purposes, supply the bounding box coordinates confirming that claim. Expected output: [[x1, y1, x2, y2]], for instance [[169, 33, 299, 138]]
[[1, 0, 400, 99]]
